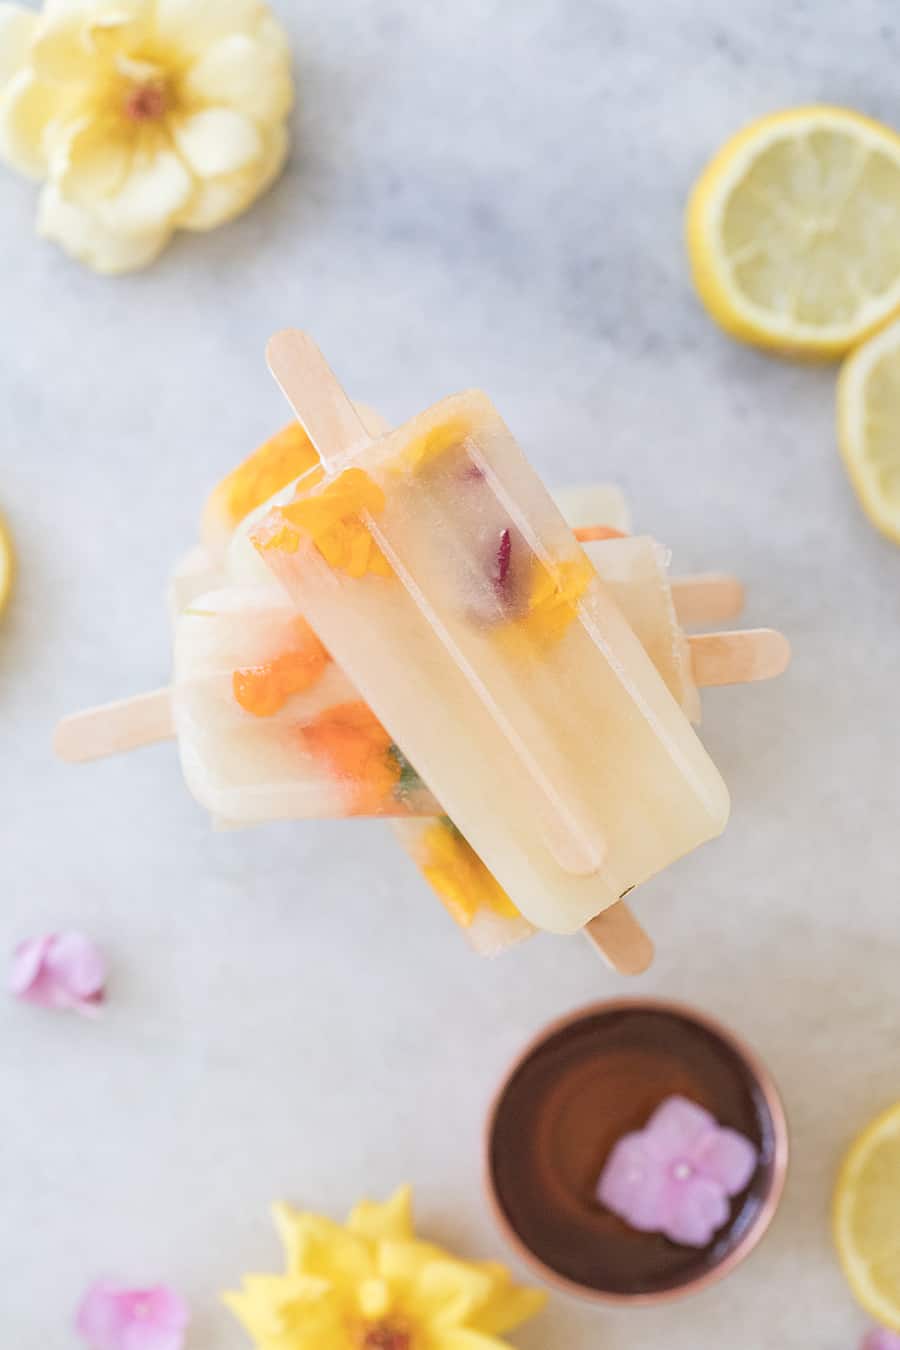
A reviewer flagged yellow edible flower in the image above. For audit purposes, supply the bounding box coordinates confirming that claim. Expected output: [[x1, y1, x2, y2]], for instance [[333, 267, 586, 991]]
[[224, 1186, 546, 1350], [514, 552, 596, 647], [0, 0, 294, 274], [259, 468, 393, 579], [422, 819, 521, 927], [395, 417, 472, 475]]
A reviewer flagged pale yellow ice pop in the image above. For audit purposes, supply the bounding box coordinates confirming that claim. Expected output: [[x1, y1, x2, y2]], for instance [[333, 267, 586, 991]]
[[251, 332, 731, 934]]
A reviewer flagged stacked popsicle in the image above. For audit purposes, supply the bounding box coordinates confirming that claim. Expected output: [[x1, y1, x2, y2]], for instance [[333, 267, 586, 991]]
[[55, 334, 790, 973]]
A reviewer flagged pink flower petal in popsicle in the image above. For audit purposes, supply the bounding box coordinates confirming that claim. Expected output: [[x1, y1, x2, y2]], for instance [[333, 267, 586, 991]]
[[10, 932, 106, 1015], [76, 1281, 189, 1350], [596, 1094, 759, 1248]]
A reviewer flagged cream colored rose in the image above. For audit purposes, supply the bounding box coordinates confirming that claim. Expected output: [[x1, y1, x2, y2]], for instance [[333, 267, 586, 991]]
[[0, 0, 294, 274]]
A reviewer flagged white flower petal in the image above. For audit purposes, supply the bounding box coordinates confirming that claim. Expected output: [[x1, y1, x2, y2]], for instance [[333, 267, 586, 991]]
[[32, 1, 150, 83], [91, 140, 193, 233], [178, 119, 287, 231], [181, 32, 293, 125], [54, 114, 131, 203], [155, 0, 267, 50], [38, 180, 171, 274], [0, 3, 37, 88], [0, 68, 61, 176], [173, 105, 262, 178], [256, 14, 291, 59]]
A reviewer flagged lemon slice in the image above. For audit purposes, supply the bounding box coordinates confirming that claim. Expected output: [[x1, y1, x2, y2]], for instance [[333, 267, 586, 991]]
[[834, 1101, 900, 1328], [838, 317, 900, 542], [687, 107, 900, 356], [0, 515, 13, 615]]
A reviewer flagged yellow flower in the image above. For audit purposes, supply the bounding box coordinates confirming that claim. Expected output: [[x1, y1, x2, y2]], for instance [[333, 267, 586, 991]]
[[223, 1186, 546, 1350], [512, 552, 596, 648], [394, 417, 473, 475], [421, 819, 521, 927], [0, 0, 293, 274]]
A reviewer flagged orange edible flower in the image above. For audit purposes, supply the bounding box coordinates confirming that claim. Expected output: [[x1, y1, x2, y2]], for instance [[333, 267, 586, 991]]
[[394, 416, 472, 474], [499, 551, 596, 649], [573, 523, 627, 542], [261, 468, 393, 579], [233, 623, 329, 717], [421, 819, 521, 926], [303, 701, 402, 814], [202, 423, 323, 545]]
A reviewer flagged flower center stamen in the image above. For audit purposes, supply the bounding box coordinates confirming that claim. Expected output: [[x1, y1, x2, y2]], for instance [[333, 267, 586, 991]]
[[362, 1324, 411, 1350], [124, 81, 168, 122]]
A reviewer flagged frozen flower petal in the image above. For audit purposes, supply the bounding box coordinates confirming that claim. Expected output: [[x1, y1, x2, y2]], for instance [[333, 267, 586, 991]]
[[691, 1124, 758, 1195], [76, 1281, 189, 1350], [664, 1174, 730, 1247], [38, 179, 171, 272], [596, 1132, 671, 1232], [172, 106, 261, 178], [642, 1094, 718, 1162], [182, 31, 293, 125], [11, 931, 106, 1013]]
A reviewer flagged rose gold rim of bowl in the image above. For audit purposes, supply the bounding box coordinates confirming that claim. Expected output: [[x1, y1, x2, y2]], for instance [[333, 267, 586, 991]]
[[483, 996, 789, 1307]]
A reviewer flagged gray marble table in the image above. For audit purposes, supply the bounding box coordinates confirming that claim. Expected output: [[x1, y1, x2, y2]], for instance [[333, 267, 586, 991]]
[[3, 1, 900, 1345]]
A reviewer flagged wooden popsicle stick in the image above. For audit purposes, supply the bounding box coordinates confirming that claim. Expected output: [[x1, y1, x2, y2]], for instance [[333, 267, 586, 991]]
[[689, 628, 791, 687], [266, 331, 372, 468], [582, 901, 654, 975], [53, 690, 174, 763], [671, 573, 745, 626]]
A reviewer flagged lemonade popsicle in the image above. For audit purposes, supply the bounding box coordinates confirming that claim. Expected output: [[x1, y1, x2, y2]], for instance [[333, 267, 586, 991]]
[[251, 333, 730, 934], [172, 533, 708, 827], [173, 584, 438, 822]]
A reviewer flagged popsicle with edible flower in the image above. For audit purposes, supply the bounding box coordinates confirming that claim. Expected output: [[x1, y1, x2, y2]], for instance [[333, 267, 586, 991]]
[[251, 332, 731, 936]]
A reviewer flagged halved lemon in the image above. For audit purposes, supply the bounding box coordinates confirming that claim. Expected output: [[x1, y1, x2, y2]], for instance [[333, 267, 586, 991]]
[[838, 317, 900, 543], [687, 107, 900, 357], [834, 1101, 900, 1328], [0, 515, 13, 615]]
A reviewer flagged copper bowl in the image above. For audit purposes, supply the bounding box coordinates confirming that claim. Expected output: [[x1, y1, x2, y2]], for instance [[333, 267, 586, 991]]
[[484, 998, 788, 1305]]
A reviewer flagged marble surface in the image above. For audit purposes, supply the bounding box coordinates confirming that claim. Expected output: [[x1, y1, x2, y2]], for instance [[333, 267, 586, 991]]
[[3, 0, 900, 1345]]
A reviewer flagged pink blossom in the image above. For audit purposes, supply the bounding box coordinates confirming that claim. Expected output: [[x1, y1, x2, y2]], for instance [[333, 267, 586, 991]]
[[863, 1331, 900, 1350], [10, 932, 106, 1015], [596, 1094, 758, 1247], [75, 1281, 189, 1350]]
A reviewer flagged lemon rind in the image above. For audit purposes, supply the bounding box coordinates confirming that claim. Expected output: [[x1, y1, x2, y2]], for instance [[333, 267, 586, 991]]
[[688, 106, 900, 355], [833, 1103, 900, 1329]]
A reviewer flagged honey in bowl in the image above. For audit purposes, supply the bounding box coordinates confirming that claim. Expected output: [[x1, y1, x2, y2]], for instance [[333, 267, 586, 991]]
[[486, 1000, 787, 1302]]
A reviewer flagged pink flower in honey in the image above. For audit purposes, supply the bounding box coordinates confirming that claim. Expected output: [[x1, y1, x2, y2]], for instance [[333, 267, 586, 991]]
[[75, 1281, 189, 1350], [10, 932, 106, 1015], [863, 1331, 900, 1350], [596, 1094, 758, 1247]]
